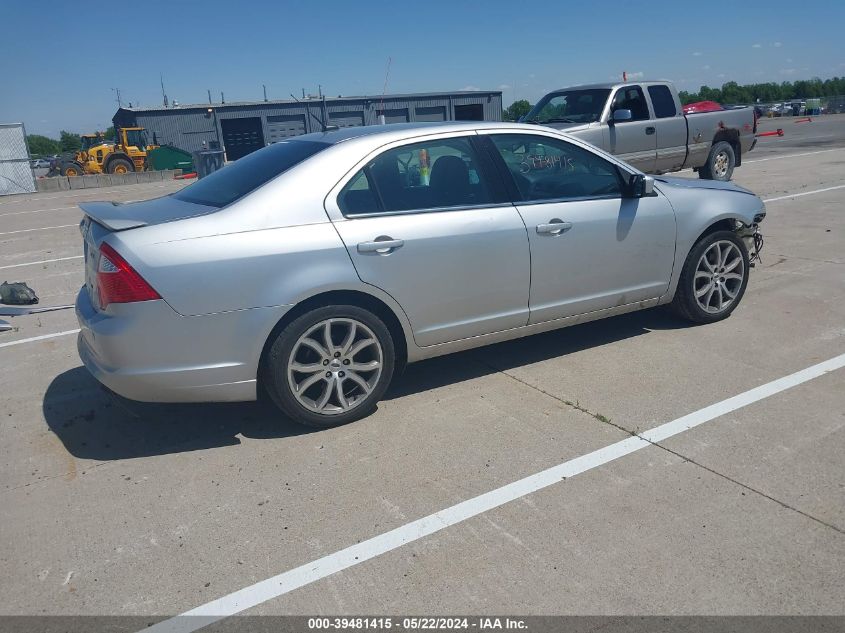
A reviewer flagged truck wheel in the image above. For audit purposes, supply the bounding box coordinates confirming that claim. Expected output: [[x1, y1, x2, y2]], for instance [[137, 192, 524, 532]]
[[671, 230, 749, 324], [60, 162, 83, 177], [108, 158, 134, 174], [699, 141, 735, 181]]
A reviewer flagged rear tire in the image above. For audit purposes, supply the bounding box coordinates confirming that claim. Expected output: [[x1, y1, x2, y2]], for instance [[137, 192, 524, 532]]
[[671, 230, 749, 324], [262, 305, 395, 428], [108, 158, 133, 174], [699, 141, 735, 181]]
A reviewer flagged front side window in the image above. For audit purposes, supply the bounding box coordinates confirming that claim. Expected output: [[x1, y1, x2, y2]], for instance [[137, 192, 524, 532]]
[[648, 85, 677, 119], [611, 85, 650, 121], [338, 137, 492, 216], [488, 134, 622, 202]]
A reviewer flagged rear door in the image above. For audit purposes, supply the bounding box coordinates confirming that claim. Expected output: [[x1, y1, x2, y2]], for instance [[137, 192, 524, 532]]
[[647, 84, 688, 173], [326, 133, 531, 347], [606, 84, 657, 173], [483, 132, 676, 324]]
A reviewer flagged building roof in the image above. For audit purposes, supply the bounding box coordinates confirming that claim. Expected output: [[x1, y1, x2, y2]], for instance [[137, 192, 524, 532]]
[[117, 90, 502, 114]]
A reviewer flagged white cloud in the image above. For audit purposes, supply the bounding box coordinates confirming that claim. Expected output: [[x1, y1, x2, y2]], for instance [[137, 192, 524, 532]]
[[773, 42, 782, 47], [780, 68, 797, 76], [528, 73, 536, 79], [752, 43, 762, 48], [692, 51, 702, 56], [717, 73, 726, 79], [626, 71, 644, 80], [461, 85, 479, 91], [786, 58, 793, 63], [497, 83, 511, 91], [703, 65, 711, 70]]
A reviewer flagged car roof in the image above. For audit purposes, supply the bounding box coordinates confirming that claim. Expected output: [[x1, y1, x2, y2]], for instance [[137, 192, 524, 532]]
[[292, 121, 529, 146]]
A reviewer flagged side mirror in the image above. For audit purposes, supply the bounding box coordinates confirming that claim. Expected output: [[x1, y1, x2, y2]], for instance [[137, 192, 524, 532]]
[[628, 174, 655, 198], [611, 109, 633, 123]]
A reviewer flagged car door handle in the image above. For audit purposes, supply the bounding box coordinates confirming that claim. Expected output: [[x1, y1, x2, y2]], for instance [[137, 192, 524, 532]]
[[645, 126, 656, 135], [536, 220, 573, 235], [357, 237, 404, 254]]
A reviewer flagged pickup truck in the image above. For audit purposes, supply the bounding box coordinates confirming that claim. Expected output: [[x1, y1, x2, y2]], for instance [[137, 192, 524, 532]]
[[521, 80, 756, 180]]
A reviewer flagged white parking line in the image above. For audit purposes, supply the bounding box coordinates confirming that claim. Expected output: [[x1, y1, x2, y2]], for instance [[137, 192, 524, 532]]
[[0, 205, 78, 217], [746, 147, 844, 164], [0, 224, 78, 236], [0, 329, 80, 349], [0, 255, 83, 270], [143, 353, 845, 633], [763, 184, 845, 203]]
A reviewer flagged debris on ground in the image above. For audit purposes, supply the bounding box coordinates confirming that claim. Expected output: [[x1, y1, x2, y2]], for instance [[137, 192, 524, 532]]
[[0, 281, 39, 305]]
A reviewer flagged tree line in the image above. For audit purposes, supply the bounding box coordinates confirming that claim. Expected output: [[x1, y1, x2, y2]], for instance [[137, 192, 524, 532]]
[[678, 77, 845, 105], [26, 127, 115, 158]]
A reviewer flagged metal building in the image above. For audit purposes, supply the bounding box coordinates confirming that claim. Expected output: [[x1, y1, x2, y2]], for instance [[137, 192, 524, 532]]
[[113, 91, 502, 161]]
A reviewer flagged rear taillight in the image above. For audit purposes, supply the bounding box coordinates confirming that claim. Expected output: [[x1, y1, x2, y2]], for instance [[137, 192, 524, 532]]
[[96, 242, 160, 309]]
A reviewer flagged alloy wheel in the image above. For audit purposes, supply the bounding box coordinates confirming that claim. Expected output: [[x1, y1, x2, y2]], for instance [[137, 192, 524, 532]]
[[287, 318, 383, 415], [693, 240, 745, 314], [713, 151, 730, 178]]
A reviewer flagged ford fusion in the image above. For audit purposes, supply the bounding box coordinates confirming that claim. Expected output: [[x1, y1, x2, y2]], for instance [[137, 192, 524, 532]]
[[76, 122, 765, 427]]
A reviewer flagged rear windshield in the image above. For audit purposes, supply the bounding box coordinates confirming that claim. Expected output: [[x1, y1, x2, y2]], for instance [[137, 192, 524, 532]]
[[173, 140, 329, 207]]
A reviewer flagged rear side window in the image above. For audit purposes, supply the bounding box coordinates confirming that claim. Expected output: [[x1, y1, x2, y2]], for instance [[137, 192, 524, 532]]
[[648, 85, 677, 118], [489, 134, 623, 201], [173, 140, 328, 207], [338, 137, 493, 216]]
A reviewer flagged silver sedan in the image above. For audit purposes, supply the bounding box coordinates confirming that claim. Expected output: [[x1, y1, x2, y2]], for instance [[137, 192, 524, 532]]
[[76, 122, 765, 427]]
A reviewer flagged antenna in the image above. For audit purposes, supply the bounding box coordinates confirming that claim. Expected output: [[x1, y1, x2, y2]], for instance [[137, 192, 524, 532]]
[[208, 89, 212, 104], [289, 93, 337, 132], [160, 74, 169, 107], [263, 84, 268, 102], [221, 91, 225, 104], [112, 87, 122, 108], [378, 56, 392, 124]]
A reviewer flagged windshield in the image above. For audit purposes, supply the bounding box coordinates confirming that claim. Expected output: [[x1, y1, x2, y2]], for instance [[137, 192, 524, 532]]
[[172, 139, 330, 208], [524, 88, 611, 124]]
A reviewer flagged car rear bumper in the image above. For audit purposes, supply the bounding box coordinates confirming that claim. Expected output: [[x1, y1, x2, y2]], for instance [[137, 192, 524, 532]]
[[75, 287, 265, 403]]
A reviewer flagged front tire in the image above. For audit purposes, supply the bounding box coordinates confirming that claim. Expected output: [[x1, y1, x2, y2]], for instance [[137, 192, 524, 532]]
[[671, 230, 749, 324], [699, 141, 735, 181], [60, 162, 84, 177], [262, 305, 395, 428]]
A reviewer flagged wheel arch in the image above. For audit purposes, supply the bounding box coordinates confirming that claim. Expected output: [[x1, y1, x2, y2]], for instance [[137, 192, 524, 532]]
[[258, 289, 410, 383]]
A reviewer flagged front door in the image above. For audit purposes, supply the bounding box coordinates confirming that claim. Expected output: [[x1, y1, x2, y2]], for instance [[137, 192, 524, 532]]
[[329, 134, 531, 347], [606, 84, 657, 173], [485, 133, 676, 324]]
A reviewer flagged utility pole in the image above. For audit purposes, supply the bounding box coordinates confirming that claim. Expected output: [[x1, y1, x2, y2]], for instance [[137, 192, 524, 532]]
[[263, 84, 268, 102], [208, 89, 212, 104], [221, 91, 225, 104]]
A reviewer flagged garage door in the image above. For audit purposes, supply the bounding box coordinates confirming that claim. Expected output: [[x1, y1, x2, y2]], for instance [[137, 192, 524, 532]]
[[266, 114, 306, 142], [329, 111, 364, 128], [376, 108, 409, 124], [415, 106, 446, 122], [454, 103, 484, 121], [220, 117, 264, 161]]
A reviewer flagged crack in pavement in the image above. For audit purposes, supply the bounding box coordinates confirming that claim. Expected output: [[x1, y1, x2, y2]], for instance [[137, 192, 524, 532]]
[[478, 358, 845, 536]]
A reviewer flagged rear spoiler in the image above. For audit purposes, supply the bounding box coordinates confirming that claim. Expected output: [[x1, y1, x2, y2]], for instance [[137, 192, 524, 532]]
[[79, 202, 148, 231]]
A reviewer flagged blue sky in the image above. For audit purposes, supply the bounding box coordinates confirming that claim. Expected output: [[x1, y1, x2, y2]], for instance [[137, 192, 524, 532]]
[[2, 0, 843, 137]]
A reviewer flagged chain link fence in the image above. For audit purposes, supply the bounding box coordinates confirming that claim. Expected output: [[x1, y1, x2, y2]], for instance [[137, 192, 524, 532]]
[[0, 123, 36, 196]]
